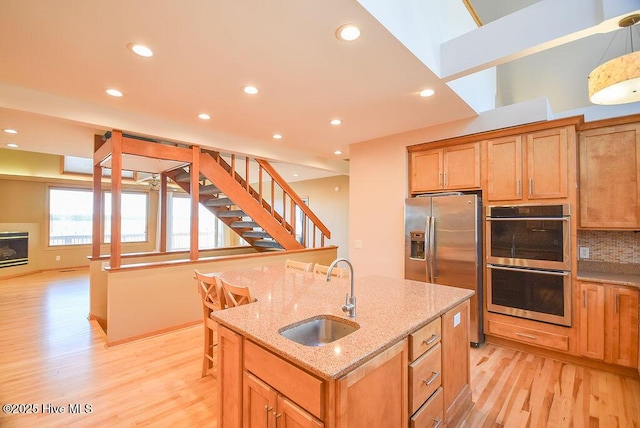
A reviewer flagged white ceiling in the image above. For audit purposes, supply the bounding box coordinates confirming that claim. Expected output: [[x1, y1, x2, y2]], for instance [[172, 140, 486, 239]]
[[0, 0, 639, 181]]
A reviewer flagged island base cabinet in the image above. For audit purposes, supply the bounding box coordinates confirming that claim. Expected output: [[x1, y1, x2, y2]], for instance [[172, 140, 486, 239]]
[[335, 339, 408, 428], [244, 373, 323, 428], [442, 300, 472, 424], [218, 325, 243, 428]]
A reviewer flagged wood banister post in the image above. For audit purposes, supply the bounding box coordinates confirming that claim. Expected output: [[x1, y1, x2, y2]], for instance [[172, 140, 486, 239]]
[[190, 146, 200, 261], [110, 130, 123, 269]]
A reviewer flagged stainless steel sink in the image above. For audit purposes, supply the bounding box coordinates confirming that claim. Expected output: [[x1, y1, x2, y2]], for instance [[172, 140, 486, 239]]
[[279, 315, 359, 346]]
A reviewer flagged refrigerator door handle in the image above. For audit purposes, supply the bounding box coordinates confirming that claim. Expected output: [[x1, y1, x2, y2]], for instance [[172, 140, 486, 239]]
[[425, 216, 432, 282], [430, 216, 436, 281]]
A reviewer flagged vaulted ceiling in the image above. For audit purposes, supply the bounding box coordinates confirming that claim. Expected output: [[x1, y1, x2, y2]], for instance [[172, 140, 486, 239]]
[[1, 0, 639, 181]]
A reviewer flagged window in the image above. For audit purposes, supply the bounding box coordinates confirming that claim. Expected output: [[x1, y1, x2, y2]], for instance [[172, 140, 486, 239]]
[[49, 188, 148, 246], [104, 192, 148, 243], [168, 195, 229, 250], [49, 188, 93, 246]]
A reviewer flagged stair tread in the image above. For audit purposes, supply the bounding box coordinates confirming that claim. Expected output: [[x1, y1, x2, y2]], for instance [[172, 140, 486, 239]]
[[218, 209, 245, 218], [242, 230, 271, 239], [200, 184, 221, 195], [204, 197, 233, 207], [252, 240, 283, 249], [231, 220, 259, 228], [174, 171, 205, 182]]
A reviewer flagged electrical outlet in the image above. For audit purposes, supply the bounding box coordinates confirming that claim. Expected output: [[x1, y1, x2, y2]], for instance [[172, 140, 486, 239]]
[[55, 255, 61, 261], [354, 240, 362, 249], [579, 247, 590, 259]]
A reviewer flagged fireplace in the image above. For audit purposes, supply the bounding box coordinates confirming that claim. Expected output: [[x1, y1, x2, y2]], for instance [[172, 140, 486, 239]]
[[0, 232, 28, 268]]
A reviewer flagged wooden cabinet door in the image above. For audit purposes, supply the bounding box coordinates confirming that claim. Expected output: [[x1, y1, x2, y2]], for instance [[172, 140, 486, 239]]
[[335, 339, 408, 428], [486, 135, 523, 201], [606, 286, 639, 368], [526, 127, 569, 199], [411, 149, 443, 193], [244, 372, 278, 428], [219, 325, 244, 428], [579, 282, 606, 360], [441, 299, 471, 424], [276, 396, 323, 428], [579, 124, 640, 228], [443, 142, 480, 190]]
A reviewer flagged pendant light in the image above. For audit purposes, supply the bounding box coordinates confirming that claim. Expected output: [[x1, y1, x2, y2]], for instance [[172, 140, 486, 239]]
[[588, 14, 640, 105]]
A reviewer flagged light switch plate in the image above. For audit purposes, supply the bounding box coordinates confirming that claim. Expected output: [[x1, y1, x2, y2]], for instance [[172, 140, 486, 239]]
[[453, 312, 461, 328], [579, 246, 590, 259], [354, 240, 362, 249]]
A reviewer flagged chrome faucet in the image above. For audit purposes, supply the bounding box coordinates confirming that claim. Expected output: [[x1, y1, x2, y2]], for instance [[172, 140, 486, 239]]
[[327, 258, 356, 318]]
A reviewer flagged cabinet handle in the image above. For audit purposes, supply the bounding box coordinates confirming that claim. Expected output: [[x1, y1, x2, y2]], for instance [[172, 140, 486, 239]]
[[516, 179, 521, 196], [515, 332, 537, 340], [582, 290, 586, 308], [438, 172, 442, 187], [423, 371, 441, 386], [273, 411, 282, 426], [444, 172, 447, 188], [433, 418, 443, 428], [529, 177, 533, 195], [423, 334, 440, 346], [615, 292, 619, 314], [264, 405, 273, 427]]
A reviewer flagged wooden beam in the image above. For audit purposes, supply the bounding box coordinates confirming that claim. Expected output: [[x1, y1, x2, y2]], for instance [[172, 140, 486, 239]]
[[110, 130, 123, 269], [190, 146, 200, 261], [159, 172, 168, 252], [92, 135, 103, 258], [121, 137, 193, 163]]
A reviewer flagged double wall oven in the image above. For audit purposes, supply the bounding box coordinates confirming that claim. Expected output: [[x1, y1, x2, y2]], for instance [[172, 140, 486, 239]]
[[486, 204, 572, 326]]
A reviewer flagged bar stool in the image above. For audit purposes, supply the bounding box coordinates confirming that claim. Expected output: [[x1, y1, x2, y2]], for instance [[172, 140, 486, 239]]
[[194, 269, 225, 377], [219, 278, 255, 307], [312, 263, 348, 278], [285, 259, 313, 272]]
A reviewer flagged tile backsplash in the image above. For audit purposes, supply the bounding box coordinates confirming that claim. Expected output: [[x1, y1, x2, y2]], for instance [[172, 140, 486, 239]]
[[577, 230, 640, 264]]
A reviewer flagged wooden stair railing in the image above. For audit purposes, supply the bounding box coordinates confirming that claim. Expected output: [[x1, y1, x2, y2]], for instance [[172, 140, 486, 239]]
[[166, 150, 331, 251]]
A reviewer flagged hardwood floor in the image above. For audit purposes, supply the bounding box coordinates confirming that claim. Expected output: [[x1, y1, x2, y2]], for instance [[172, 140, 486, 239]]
[[1, 270, 638, 427], [0, 269, 216, 427]]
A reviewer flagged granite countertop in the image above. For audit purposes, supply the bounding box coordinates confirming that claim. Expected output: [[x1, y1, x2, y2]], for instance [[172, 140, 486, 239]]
[[210, 265, 474, 380], [577, 261, 640, 289]]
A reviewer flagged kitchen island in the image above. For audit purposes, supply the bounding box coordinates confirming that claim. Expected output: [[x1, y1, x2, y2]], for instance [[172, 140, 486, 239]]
[[211, 264, 474, 427]]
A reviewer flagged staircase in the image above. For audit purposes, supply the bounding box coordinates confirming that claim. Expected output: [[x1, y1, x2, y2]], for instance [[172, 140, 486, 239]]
[[165, 149, 331, 252]]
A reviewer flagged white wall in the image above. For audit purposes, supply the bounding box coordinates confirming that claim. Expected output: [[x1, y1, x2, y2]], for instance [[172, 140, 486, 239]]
[[289, 175, 349, 259]]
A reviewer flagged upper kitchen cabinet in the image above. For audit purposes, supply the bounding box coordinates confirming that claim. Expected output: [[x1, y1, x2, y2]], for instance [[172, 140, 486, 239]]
[[409, 142, 480, 194], [486, 126, 571, 202], [578, 122, 640, 229]]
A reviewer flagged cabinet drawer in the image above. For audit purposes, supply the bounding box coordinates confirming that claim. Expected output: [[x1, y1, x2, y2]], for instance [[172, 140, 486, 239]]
[[410, 387, 443, 428], [488, 320, 569, 351], [244, 340, 324, 419], [409, 318, 442, 361], [409, 342, 442, 415]]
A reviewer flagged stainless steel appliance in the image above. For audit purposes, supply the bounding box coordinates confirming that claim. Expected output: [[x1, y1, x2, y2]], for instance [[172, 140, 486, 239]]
[[486, 204, 572, 326], [404, 192, 483, 345], [486, 204, 571, 271]]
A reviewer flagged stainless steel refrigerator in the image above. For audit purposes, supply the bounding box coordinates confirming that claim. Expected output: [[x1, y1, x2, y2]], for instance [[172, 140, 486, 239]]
[[404, 192, 484, 345]]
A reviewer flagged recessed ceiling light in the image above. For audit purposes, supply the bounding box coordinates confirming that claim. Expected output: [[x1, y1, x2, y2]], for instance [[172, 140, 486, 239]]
[[3, 128, 17, 134], [334, 150, 343, 155], [293, 173, 299, 177], [198, 113, 211, 120], [6, 143, 18, 148], [330, 119, 342, 126], [128, 43, 153, 57], [273, 134, 282, 139], [336, 24, 361, 41], [420, 89, 435, 97], [106, 88, 123, 97], [243, 86, 259, 95]]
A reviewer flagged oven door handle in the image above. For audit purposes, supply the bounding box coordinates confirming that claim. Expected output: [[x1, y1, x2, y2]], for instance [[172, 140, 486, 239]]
[[486, 217, 569, 222], [487, 264, 570, 276]]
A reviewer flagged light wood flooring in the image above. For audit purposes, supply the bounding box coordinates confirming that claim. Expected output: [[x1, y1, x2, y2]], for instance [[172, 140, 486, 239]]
[[0, 269, 638, 427]]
